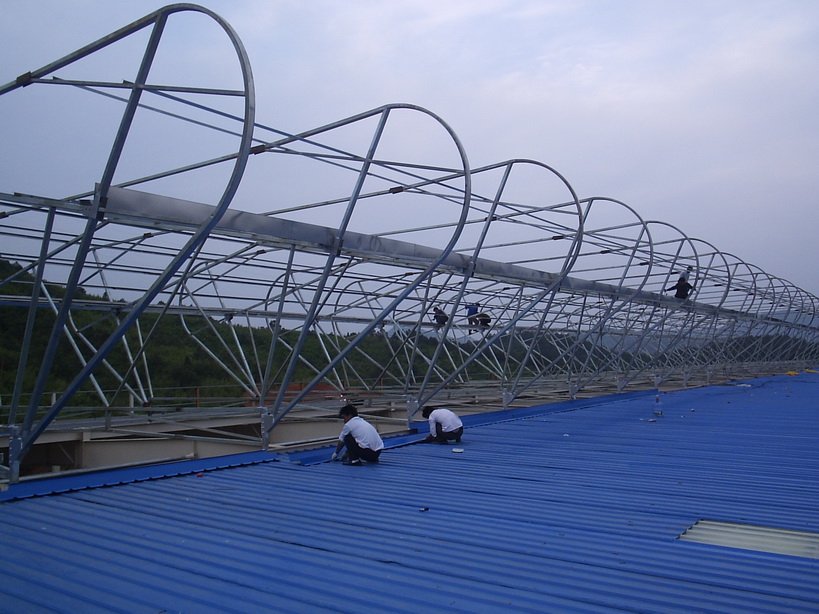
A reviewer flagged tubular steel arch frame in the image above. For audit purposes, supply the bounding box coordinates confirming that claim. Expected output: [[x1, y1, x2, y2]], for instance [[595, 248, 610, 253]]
[[1, 5, 817, 482], [0, 4, 256, 481]]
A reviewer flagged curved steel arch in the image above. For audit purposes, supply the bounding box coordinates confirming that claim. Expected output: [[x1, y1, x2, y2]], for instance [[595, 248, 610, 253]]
[[1, 3, 256, 478], [252, 103, 473, 435], [412, 158, 586, 411], [522, 196, 657, 397]]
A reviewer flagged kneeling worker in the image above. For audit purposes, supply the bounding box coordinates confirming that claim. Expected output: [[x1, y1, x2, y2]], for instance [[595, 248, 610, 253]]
[[422, 406, 463, 443], [332, 404, 384, 465]]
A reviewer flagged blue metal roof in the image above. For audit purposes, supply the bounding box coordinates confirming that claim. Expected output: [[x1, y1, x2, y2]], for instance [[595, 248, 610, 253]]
[[2, 373, 819, 612]]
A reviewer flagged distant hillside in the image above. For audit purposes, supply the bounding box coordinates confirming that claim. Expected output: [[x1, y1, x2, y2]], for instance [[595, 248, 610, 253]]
[[0, 258, 458, 411]]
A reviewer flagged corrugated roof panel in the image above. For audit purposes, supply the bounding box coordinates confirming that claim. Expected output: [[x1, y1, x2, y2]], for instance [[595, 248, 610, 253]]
[[2, 373, 819, 612]]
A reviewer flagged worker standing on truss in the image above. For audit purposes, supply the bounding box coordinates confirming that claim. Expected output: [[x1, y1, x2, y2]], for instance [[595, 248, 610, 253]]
[[666, 270, 695, 300]]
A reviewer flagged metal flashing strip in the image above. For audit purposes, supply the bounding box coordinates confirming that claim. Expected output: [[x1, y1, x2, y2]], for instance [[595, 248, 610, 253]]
[[680, 520, 819, 559], [0, 450, 284, 503]]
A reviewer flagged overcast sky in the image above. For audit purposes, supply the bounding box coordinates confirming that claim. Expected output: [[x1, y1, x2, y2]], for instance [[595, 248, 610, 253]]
[[2, 0, 818, 296]]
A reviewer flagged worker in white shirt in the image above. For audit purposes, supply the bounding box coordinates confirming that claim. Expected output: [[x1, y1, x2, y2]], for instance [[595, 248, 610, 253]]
[[422, 406, 463, 443], [332, 404, 384, 465]]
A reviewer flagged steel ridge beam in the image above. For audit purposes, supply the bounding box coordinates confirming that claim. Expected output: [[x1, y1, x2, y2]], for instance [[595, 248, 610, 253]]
[[100, 186, 808, 330]]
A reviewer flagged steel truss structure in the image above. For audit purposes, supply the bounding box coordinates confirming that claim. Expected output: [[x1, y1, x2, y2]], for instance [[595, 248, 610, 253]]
[[1, 4, 817, 481]]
